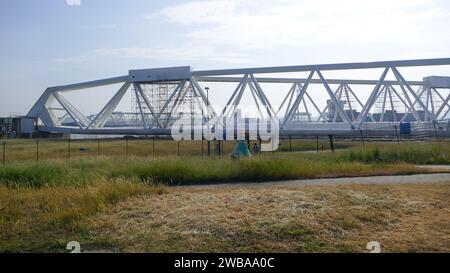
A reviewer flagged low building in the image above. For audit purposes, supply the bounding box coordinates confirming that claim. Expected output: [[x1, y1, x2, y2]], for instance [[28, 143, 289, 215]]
[[0, 116, 36, 138]]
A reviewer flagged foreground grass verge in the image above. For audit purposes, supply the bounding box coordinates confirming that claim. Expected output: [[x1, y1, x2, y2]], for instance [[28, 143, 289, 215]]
[[0, 179, 166, 252], [0, 142, 448, 252], [90, 182, 450, 253]]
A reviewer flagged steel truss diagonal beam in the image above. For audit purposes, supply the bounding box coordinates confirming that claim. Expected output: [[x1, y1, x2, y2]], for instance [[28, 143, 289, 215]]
[[133, 84, 148, 129], [150, 81, 185, 128], [277, 83, 296, 115], [250, 74, 278, 120], [55, 92, 91, 127], [386, 85, 397, 122], [355, 67, 389, 128], [52, 92, 86, 129], [188, 79, 210, 124], [317, 71, 353, 127], [379, 85, 389, 122], [436, 92, 450, 118], [190, 78, 218, 120], [392, 67, 437, 122], [134, 83, 163, 128], [88, 82, 131, 129], [248, 81, 265, 119], [219, 74, 249, 122], [344, 84, 376, 122], [317, 84, 342, 122], [304, 88, 327, 122], [282, 71, 315, 128]]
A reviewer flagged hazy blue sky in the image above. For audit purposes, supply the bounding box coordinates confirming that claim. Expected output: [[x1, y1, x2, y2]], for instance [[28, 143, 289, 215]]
[[1, 0, 450, 116]]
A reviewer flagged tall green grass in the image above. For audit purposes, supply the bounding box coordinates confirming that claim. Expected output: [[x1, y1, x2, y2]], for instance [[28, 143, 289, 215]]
[[0, 157, 426, 188], [0, 142, 448, 188], [109, 156, 420, 185], [341, 143, 450, 164]]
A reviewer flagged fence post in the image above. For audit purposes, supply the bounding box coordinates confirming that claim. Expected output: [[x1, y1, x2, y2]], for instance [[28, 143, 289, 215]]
[[432, 121, 440, 144], [360, 130, 366, 149], [36, 138, 39, 161], [316, 136, 319, 153], [2, 140, 5, 165], [152, 137, 155, 157], [289, 136, 293, 153], [394, 125, 400, 144], [207, 141, 211, 157], [68, 138, 71, 159], [328, 135, 335, 153]]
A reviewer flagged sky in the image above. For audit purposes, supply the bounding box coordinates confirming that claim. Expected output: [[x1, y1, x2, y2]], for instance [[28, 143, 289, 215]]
[[1, 0, 450, 117]]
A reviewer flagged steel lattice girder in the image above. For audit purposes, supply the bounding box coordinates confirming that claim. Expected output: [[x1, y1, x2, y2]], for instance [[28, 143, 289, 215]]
[[27, 58, 450, 135]]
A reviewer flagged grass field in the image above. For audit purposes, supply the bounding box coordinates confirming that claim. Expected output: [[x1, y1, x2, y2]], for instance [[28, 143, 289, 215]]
[[0, 140, 449, 252], [1, 138, 360, 162]]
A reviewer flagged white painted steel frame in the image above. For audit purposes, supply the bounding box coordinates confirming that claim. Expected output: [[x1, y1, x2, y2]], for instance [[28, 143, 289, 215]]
[[27, 58, 450, 135]]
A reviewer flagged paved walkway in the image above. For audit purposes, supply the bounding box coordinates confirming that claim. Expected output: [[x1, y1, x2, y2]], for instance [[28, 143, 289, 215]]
[[185, 166, 450, 189]]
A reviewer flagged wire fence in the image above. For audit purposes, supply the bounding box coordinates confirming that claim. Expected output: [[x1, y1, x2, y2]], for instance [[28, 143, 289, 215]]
[[1, 121, 449, 165]]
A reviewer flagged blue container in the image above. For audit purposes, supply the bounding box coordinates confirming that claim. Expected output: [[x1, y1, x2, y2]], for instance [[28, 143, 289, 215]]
[[399, 122, 411, 135]]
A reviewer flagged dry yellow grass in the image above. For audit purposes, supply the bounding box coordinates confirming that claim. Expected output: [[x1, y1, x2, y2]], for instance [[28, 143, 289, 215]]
[[89, 182, 450, 253], [0, 179, 166, 252]]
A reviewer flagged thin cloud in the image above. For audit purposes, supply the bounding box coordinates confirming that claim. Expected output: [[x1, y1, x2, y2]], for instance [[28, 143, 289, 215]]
[[50, 45, 252, 64], [151, 0, 450, 50]]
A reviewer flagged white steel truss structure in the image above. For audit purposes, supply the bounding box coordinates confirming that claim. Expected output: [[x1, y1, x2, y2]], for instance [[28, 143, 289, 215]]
[[27, 58, 450, 136]]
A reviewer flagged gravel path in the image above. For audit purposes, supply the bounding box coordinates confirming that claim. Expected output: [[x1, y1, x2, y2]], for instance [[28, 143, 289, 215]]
[[184, 166, 450, 189]]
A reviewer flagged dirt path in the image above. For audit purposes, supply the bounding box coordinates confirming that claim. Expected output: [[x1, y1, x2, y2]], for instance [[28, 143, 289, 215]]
[[184, 166, 450, 189]]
